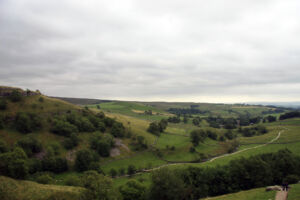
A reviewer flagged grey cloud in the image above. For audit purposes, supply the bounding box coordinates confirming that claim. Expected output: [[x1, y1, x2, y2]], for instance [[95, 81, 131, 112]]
[[0, 0, 300, 102]]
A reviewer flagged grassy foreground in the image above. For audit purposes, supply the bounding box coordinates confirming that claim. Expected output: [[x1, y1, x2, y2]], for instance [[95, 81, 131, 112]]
[[200, 183, 300, 200], [0, 176, 84, 200]]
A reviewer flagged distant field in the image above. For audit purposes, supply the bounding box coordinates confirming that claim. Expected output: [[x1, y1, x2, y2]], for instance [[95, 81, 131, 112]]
[[88, 101, 170, 121]]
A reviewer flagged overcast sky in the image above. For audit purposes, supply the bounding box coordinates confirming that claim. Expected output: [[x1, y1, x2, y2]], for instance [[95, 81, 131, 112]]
[[1, 0, 300, 103]]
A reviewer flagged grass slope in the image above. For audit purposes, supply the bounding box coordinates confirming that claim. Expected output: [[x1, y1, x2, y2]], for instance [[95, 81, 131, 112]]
[[200, 183, 300, 200], [0, 176, 84, 200]]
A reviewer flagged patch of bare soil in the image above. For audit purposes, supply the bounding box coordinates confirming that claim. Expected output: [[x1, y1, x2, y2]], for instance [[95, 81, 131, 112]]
[[110, 138, 130, 157], [66, 149, 76, 162]]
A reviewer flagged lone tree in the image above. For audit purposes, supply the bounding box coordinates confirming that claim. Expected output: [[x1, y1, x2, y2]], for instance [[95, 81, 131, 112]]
[[147, 119, 168, 136], [190, 129, 207, 146]]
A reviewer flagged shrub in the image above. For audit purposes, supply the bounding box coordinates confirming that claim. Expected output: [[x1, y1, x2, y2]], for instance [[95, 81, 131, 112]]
[[88, 162, 103, 174], [147, 122, 161, 136], [51, 119, 78, 137], [81, 170, 117, 200], [284, 174, 299, 184], [119, 180, 146, 200], [63, 133, 79, 149], [9, 89, 22, 102], [111, 122, 125, 137], [79, 118, 95, 132], [15, 113, 42, 134], [110, 168, 117, 177], [127, 165, 136, 176], [65, 176, 81, 186], [16, 135, 42, 157], [90, 133, 113, 157], [190, 129, 207, 146], [207, 130, 217, 140], [119, 167, 125, 176], [28, 158, 42, 174], [42, 156, 68, 173], [0, 99, 7, 110], [75, 149, 97, 172], [38, 97, 44, 102], [0, 139, 9, 153], [36, 174, 53, 184], [0, 147, 28, 179], [97, 121, 106, 132]]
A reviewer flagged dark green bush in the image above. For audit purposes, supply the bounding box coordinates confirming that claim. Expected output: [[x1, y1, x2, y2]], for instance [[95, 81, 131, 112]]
[[36, 174, 53, 184], [9, 90, 22, 102], [111, 122, 125, 137], [15, 112, 42, 134], [16, 135, 42, 157], [75, 149, 98, 172], [0, 99, 7, 110], [51, 119, 78, 137]]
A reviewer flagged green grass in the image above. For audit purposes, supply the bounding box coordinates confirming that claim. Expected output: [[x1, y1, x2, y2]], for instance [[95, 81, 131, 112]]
[[0, 176, 84, 200], [156, 133, 190, 149], [103, 112, 157, 145], [0, 95, 81, 116], [200, 187, 276, 200], [101, 151, 167, 174], [200, 183, 300, 200], [289, 183, 300, 200]]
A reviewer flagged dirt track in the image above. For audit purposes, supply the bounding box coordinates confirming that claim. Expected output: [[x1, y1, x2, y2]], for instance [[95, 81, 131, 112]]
[[115, 127, 286, 178]]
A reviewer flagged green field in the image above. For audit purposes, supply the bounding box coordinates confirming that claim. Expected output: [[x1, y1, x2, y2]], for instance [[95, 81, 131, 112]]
[[88, 101, 171, 121]]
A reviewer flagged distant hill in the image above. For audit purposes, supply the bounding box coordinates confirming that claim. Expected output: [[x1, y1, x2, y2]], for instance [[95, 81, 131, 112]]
[[52, 96, 111, 105], [250, 102, 300, 109]]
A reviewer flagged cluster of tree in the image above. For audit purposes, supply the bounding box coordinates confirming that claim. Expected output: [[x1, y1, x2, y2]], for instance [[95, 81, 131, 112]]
[[0, 99, 7, 110], [109, 164, 137, 178], [167, 116, 181, 123], [239, 125, 268, 137], [50, 111, 125, 138], [224, 130, 237, 140], [238, 115, 262, 126], [0, 114, 5, 129], [264, 115, 277, 123], [192, 117, 201, 126], [9, 90, 23, 102], [0, 138, 69, 180], [148, 149, 300, 200], [74, 149, 101, 172], [90, 132, 114, 157], [62, 133, 79, 149], [147, 119, 168, 136], [144, 110, 153, 115], [168, 108, 207, 115], [131, 135, 148, 151], [190, 129, 219, 147], [279, 111, 300, 120], [205, 116, 237, 129], [190, 129, 207, 146], [15, 112, 42, 134]]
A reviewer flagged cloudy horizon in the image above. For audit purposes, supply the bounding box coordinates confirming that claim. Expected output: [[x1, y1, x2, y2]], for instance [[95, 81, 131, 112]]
[[1, 0, 300, 103]]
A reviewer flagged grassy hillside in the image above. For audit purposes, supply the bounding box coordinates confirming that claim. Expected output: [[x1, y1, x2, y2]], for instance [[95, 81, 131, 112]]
[[200, 183, 300, 200], [0, 176, 84, 200]]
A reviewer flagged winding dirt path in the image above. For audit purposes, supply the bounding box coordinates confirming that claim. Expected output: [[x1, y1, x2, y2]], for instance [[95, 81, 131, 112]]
[[209, 128, 285, 162], [275, 190, 288, 200], [115, 127, 286, 178]]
